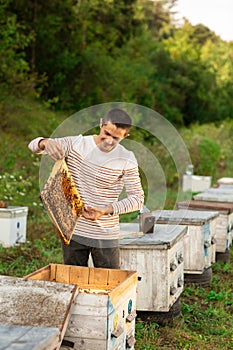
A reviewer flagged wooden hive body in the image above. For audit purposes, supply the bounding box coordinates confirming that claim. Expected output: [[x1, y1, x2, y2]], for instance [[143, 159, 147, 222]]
[[152, 209, 219, 273], [26, 264, 138, 350], [177, 200, 233, 252], [119, 223, 187, 312]]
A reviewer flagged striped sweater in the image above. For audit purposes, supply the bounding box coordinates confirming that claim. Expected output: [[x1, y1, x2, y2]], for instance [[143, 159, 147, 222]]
[[28, 135, 144, 244]]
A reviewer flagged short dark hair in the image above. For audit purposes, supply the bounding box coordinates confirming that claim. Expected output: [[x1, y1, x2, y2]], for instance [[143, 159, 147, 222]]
[[102, 108, 132, 129]]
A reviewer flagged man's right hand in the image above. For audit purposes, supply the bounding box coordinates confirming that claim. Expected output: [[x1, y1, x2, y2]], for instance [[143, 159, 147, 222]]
[[39, 139, 64, 161]]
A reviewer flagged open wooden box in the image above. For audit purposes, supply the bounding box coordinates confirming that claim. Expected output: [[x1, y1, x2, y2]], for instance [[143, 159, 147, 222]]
[[25, 264, 138, 350]]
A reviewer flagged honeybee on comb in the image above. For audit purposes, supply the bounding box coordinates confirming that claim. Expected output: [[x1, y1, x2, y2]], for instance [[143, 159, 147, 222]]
[[40, 159, 84, 245]]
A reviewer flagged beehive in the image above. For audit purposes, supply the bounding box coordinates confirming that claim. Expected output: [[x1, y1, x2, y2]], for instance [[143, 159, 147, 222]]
[[0, 275, 78, 350], [177, 200, 233, 252], [151, 209, 219, 274], [194, 188, 233, 203], [119, 223, 187, 312], [0, 206, 28, 247], [182, 174, 211, 192], [25, 264, 138, 350]]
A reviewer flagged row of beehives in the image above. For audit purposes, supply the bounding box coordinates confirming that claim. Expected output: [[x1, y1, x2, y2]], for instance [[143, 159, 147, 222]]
[[119, 176, 233, 317], [0, 210, 222, 350], [1, 177, 233, 350]]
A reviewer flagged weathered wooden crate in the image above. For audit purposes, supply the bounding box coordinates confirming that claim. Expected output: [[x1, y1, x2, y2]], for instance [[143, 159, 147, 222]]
[[177, 200, 233, 252], [25, 264, 138, 350], [119, 223, 187, 312], [151, 209, 219, 274], [0, 275, 78, 350]]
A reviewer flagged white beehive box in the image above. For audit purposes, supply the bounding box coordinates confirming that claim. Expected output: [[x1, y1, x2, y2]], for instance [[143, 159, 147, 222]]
[[0, 206, 28, 247], [119, 223, 187, 312], [177, 200, 233, 252], [194, 188, 233, 202], [182, 175, 212, 192], [152, 209, 219, 274], [26, 264, 138, 350]]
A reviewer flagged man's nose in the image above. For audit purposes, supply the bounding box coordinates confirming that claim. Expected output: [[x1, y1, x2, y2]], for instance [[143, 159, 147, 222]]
[[105, 137, 114, 144]]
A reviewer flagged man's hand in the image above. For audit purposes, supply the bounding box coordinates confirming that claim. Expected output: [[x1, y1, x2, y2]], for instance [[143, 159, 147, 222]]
[[82, 205, 113, 220], [39, 139, 64, 161]]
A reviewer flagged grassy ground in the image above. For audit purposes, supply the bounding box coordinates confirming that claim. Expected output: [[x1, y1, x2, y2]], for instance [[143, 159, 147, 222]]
[[0, 213, 232, 349]]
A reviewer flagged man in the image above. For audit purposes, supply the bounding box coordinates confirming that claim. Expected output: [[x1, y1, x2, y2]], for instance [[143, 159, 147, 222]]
[[28, 108, 144, 268]]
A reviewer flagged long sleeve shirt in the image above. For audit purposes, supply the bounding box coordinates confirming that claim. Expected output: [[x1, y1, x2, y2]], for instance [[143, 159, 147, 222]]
[[28, 135, 144, 246]]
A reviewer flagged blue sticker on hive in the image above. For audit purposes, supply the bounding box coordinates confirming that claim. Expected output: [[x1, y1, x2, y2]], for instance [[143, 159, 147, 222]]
[[128, 299, 132, 314]]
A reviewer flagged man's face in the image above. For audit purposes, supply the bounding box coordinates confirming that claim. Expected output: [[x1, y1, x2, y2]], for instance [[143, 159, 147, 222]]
[[98, 121, 129, 152]]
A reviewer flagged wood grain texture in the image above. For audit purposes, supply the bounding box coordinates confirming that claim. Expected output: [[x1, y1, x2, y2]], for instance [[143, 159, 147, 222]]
[[119, 224, 186, 311], [26, 264, 138, 349]]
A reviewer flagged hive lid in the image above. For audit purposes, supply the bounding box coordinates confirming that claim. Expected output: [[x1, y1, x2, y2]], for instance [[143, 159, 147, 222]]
[[0, 206, 28, 218], [205, 187, 233, 194], [217, 177, 233, 185], [0, 324, 59, 350], [119, 222, 187, 248], [152, 209, 219, 224], [194, 191, 233, 202], [0, 275, 78, 341], [176, 200, 233, 213]]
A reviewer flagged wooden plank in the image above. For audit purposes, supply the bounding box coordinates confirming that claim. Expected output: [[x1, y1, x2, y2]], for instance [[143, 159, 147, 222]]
[[50, 263, 57, 281], [110, 271, 138, 307], [65, 314, 108, 339], [69, 265, 89, 285], [108, 269, 130, 286], [24, 265, 50, 281], [0, 324, 60, 350], [177, 200, 233, 213], [71, 292, 108, 316], [62, 334, 126, 350], [56, 264, 70, 284], [88, 267, 109, 285]]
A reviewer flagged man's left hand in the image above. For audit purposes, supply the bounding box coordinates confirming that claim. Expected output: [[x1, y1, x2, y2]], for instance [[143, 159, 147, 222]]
[[82, 205, 113, 220]]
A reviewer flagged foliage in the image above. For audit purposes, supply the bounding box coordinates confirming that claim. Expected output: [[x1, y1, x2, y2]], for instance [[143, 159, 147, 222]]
[[0, 0, 36, 112], [1, 0, 232, 124]]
